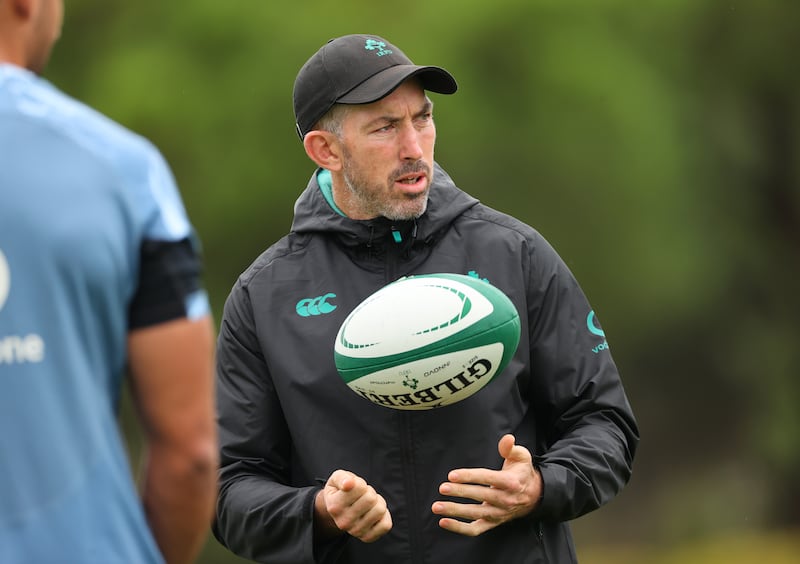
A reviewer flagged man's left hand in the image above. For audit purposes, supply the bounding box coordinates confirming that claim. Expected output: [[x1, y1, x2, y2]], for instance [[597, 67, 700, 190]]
[[431, 434, 542, 536]]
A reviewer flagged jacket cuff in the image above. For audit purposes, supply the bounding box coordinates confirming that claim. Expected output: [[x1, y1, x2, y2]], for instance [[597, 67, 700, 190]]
[[532, 462, 566, 521]]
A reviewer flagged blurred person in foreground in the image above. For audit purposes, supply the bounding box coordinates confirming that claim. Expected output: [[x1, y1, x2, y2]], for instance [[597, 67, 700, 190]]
[[213, 34, 638, 564], [0, 1, 218, 562]]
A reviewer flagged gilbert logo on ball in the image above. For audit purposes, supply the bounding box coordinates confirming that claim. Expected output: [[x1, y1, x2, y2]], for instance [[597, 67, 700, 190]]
[[334, 273, 520, 410]]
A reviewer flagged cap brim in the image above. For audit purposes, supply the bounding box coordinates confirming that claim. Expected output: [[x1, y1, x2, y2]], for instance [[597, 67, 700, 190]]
[[337, 65, 457, 105]]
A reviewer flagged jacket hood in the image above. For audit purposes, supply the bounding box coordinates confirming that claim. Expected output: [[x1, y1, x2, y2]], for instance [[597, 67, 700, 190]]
[[290, 161, 479, 246]]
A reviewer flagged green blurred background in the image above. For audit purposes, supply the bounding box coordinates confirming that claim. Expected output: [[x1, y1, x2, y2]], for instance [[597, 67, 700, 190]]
[[46, 0, 799, 562]]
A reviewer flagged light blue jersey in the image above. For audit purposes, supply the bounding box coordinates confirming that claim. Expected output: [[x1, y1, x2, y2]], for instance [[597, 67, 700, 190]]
[[0, 64, 209, 563]]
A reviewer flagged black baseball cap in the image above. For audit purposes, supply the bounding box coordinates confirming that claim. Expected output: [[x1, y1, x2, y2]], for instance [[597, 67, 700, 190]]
[[293, 34, 458, 139]]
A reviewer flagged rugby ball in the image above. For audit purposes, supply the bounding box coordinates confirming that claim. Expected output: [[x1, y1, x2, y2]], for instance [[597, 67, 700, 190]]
[[333, 273, 520, 410]]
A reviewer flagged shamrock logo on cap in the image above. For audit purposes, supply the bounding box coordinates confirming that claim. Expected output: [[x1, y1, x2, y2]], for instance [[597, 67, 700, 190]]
[[364, 38, 393, 57]]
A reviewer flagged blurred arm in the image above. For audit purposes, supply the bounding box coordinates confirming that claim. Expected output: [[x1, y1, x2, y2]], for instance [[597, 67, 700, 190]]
[[127, 315, 218, 564]]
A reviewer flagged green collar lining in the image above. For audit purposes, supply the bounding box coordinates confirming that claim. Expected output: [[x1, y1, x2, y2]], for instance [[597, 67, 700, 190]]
[[317, 169, 346, 217]]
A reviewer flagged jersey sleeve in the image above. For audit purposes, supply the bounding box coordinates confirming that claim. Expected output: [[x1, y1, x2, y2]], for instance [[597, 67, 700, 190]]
[[128, 145, 209, 329], [128, 235, 208, 329]]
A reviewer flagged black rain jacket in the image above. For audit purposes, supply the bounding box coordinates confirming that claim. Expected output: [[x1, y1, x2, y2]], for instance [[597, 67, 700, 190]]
[[214, 163, 638, 564]]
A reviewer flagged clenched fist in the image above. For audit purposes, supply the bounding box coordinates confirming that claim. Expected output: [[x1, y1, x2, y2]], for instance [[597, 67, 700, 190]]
[[314, 470, 393, 543]]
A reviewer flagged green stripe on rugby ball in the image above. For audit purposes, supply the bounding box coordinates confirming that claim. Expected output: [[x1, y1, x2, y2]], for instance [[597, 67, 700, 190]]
[[334, 273, 520, 384]]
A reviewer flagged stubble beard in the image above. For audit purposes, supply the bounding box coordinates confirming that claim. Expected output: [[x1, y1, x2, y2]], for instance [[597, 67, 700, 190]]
[[341, 154, 431, 221]]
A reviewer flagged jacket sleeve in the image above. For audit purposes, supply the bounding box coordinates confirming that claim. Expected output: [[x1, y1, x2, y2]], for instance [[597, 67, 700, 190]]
[[212, 279, 331, 564], [525, 233, 639, 522]]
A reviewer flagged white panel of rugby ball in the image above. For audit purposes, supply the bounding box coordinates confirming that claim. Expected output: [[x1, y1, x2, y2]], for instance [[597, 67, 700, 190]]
[[334, 273, 521, 410]]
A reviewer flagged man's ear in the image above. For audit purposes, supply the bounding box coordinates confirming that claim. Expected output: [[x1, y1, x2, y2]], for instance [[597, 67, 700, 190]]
[[11, 0, 34, 19], [303, 130, 343, 172]]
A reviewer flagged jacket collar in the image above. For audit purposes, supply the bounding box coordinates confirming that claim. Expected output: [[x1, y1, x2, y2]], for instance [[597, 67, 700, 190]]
[[290, 161, 478, 247]]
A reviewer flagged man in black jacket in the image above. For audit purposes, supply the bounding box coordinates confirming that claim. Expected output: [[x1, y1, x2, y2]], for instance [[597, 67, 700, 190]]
[[214, 34, 638, 564]]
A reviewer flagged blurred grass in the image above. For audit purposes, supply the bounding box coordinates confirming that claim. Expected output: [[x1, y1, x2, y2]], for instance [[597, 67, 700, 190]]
[[578, 528, 800, 564], [199, 528, 800, 563]]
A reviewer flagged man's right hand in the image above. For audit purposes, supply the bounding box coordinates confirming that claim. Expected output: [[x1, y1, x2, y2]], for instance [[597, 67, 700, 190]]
[[314, 470, 393, 543]]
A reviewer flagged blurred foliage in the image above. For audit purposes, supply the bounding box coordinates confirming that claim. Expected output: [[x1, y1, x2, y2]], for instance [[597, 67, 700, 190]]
[[578, 528, 800, 564], [49, 0, 799, 561]]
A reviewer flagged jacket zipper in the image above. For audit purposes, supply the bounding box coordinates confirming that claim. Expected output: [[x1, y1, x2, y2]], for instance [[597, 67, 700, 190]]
[[538, 522, 551, 564], [400, 411, 423, 564], [386, 227, 402, 283], [386, 226, 424, 561]]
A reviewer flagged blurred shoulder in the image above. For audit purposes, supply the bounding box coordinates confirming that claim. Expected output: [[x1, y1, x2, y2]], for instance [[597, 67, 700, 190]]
[[2, 65, 165, 174]]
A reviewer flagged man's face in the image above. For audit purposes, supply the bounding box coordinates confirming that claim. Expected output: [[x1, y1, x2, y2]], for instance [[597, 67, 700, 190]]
[[334, 80, 436, 221]]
